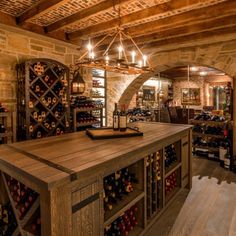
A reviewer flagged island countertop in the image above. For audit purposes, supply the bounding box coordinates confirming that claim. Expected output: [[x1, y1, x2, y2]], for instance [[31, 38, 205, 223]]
[[0, 122, 192, 190]]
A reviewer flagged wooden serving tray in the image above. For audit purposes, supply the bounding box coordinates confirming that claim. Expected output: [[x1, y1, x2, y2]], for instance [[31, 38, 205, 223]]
[[86, 127, 143, 139]]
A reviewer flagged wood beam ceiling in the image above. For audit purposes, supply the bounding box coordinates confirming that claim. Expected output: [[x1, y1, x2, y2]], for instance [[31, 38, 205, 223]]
[[46, 0, 130, 33], [68, 0, 222, 40], [17, 0, 66, 25], [94, 13, 236, 54]]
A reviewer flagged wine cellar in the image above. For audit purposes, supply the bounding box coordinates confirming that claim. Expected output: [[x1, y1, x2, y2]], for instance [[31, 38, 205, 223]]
[[1, 0, 236, 235], [0, 122, 192, 235]]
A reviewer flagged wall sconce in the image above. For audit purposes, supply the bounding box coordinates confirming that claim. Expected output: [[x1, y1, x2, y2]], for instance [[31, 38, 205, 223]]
[[71, 70, 85, 94]]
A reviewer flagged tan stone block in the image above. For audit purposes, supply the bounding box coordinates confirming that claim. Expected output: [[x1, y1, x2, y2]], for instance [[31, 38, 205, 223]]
[[221, 41, 236, 52], [65, 54, 73, 65], [31, 44, 43, 51], [30, 39, 53, 48], [8, 33, 29, 53], [55, 45, 66, 53]]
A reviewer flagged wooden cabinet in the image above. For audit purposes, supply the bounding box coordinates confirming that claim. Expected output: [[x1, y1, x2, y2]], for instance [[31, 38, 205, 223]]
[[0, 122, 192, 236]]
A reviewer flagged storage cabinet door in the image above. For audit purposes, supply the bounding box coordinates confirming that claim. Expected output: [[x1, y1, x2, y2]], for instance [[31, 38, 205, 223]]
[[72, 182, 101, 236], [181, 136, 189, 188]]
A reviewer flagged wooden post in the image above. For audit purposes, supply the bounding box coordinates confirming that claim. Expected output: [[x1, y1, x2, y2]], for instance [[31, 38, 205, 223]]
[[233, 77, 236, 156]]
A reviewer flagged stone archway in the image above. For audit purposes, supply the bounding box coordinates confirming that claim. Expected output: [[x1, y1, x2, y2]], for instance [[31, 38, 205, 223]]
[[118, 43, 236, 155]]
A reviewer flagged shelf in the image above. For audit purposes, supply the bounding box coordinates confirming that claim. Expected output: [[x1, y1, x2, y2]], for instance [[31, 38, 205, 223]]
[[165, 187, 181, 205], [193, 145, 219, 152], [192, 132, 224, 139], [0, 132, 12, 138], [77, 121, 101, 127], [104, 190, 144, 226], [189, 119, 227, 126], [92, 86, 105, 89], [165, 162, 181, 178], [128, 226, 144, 236], [12, 227, 20, 236], [0, 112, 8, 117], [74, 107, 102, 112], [91, 96, 105, 98]]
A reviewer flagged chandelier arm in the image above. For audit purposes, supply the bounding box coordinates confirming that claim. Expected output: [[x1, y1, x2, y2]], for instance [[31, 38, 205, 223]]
[[103, 31, 119, 56], [129, 35, 153, 68], [119, 31, 128, 63]]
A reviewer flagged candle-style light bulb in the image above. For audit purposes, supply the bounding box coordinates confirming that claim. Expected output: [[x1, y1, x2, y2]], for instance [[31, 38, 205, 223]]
[[139, 60, 142, 68], [91, 51, 95, 60], [118, 45, 123, 60], [143, 55, 147, 67], [131, 51, 136, 64], [105, 55, 109, 65]]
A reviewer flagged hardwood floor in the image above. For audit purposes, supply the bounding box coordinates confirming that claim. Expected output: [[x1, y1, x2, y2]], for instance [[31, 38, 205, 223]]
[[147, 158, 236, 236]]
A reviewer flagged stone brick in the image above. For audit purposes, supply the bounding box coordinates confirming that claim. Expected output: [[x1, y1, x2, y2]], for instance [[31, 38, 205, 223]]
[[31, 45, 43, 51], [8, 33, 29, 54], [30, 39, 54, 49], [55, 45, 66, 53]]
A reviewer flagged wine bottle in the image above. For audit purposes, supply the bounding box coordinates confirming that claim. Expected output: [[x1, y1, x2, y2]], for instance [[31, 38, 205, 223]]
[[119, 105, 127, 132], [224, 147, 231, 170], [113, 103, 119, 131]]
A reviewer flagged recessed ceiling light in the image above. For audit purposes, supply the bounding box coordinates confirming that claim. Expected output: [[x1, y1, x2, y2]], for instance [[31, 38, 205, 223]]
[[199, 71, 207, 76], [190, 66, 198, 72]]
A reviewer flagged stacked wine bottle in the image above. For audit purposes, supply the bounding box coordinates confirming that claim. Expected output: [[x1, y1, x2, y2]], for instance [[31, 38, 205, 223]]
[[4, 175, 41, 235], [146, 152, 162, 219], [103, 168, 138, 212], [0, 203, 17, 235], [164, 144, 178, 169], [104, 205, 138, 236], [165, 171, 178, 196]]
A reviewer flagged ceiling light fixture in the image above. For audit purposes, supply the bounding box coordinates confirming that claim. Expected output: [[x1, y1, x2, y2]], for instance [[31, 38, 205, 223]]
[[75, 5, 153, 75], [199, 71, 207, 76]]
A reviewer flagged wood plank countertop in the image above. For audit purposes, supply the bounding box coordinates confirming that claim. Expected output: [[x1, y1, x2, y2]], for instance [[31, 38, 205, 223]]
[[0, 122, 192, 190]]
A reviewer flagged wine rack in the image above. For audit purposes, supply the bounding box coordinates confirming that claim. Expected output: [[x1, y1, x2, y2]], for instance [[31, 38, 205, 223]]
[[164, 141, 181, 174], [91, 69, 107, 127], [0, 172, 41, 235], [71, 96, 103, 131], [17, 59, 70, 141], [165, 168, 181, 204], [104, 201, 144, 236], [190, 119, 230, 160], [0, 112, 13, 144], [103, 159, 144, 227], [146, 151, 163, 221]]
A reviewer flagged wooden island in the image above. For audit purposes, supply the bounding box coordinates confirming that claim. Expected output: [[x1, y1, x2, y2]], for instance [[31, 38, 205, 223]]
[[0, 122, 192, 236]]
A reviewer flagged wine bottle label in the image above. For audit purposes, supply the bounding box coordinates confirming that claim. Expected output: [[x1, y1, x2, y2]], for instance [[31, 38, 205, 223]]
[[113, 115, 119, 129], [29, 126, 33, 132], [29, 101, 33, 108], [41, 111, 46, 118], [219, 148, 227, 161], [119, 116, 127, 128]]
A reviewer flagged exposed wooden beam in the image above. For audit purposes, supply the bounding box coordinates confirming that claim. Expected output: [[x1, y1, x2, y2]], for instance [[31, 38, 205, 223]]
[[0, 11, 69, 42], [46, 0, 130, 33], [144, 25, 236, 51], [125, 0, 236, 37], [68, 0, 223, 40], [17, 0, 66, 25], [84, 0, 236, 49]]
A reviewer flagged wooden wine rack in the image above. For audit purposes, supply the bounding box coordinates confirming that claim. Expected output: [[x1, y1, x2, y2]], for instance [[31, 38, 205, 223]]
[[0, 122, 192, 236], [16, 59, 70, 141], [0, 173, 41, 235]]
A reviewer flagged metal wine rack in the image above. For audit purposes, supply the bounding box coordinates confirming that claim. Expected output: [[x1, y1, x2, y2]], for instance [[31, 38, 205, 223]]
[[17, 59, 70, 141]]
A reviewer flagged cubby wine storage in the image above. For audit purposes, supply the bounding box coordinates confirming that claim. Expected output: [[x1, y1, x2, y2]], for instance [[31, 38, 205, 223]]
[[0, 173, 41, 235], [0, 122, 192, 235], [17, 59, 70, 141]]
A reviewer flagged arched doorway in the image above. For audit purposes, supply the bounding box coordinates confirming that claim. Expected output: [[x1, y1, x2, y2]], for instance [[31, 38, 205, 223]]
[[119, 54, 236, 155]]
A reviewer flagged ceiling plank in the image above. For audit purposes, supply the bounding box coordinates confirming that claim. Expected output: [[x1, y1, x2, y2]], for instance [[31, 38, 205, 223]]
[[17, 0, 66, 25], [46, 0, 130, 33], [68, 0, 224, 40]]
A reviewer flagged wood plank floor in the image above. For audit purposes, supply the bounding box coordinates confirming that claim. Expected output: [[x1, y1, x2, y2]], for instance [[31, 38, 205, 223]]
[[147, 158, 236, 236]]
